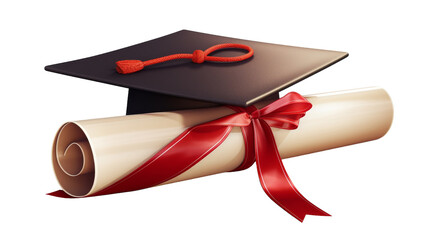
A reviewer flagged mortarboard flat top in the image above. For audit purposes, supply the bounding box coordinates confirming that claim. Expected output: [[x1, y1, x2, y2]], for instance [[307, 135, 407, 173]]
[[45, 30, 348, 107]]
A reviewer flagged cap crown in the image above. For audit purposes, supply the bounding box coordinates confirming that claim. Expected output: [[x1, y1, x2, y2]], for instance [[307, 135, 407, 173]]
[[45, 30, 348, 106]]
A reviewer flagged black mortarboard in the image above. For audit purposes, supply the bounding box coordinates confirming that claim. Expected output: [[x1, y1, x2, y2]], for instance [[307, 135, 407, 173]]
[[45, 30, 348, 115]]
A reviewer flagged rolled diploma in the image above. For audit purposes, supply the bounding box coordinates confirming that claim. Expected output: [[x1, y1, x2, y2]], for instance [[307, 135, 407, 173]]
[[52, 87, 393, 197]]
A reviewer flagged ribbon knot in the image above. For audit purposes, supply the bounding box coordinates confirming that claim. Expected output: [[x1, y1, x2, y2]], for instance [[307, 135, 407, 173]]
[[115, 43, 254, 74], [250, 110, 260, 119]]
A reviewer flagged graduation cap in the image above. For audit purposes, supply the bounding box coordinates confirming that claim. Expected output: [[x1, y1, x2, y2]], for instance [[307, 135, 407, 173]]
[[45, 30, 348, 115]]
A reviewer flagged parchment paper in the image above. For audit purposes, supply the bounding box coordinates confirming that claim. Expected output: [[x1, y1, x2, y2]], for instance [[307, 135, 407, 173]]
[[52, 87, 393, 197]]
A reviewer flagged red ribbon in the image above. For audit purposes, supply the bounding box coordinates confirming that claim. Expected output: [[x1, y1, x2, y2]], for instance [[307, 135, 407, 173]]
[[50, 92, 328, 221], [115, 43, 254, 74]]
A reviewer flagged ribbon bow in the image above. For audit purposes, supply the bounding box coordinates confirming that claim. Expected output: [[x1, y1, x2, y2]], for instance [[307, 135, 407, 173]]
[[86, 92, 329, 221]]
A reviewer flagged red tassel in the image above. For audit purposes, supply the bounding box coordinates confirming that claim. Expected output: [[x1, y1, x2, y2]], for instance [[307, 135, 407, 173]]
[[116, 43, 254, 74], [116, 60, 145, 74]]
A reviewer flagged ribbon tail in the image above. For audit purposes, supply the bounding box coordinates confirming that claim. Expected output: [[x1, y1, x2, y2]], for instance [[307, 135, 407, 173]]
[[47, 190, 74, 198], [253, 119, 330, 222]]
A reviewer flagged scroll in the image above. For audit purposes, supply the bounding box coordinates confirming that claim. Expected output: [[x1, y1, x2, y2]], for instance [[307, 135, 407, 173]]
[[52, 87, 393, 199]]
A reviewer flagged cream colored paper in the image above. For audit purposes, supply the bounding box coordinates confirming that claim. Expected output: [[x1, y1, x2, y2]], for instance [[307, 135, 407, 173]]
[[52, 87, 393, 197]]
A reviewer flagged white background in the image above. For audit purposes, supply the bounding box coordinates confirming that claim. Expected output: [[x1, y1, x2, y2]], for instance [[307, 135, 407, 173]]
[[1, 0, 428, 239]]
